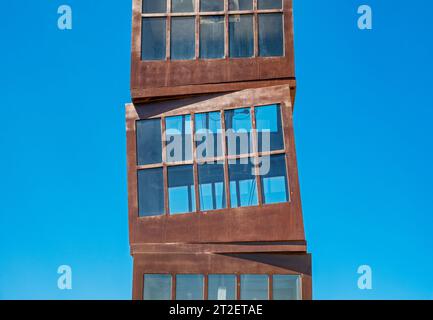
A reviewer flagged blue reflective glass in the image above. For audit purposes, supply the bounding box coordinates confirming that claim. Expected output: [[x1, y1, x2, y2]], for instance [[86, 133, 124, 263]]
[[168, 165, 196, 214], [273, 275, 301, 300], [138, 168, 165, 217], [257, 0, 282, 9], [172, 0, 195, 12], [240, 275, 269, 300], [143, 0, 167, 13], [255, 104, 284, 152], [200, 0, 224, 12], [166, 115, 193, 162], [200, 16, 225, 59], [225, 108, 253, 156], [171, 17, 195, 60], [136, 119, 162, 165], [208, 275, 237, 300], [229, 158, 258, 208], [229, 15, 254, 58], [259, 154, 289, 204], [142, 18, 166, 60], [195, 112, 223, 159], [259, 13, 284, 57], [176, 275, 204, 300], [144, 274, 172, 300], [229, 0, 253, 10], [198, 162, 226, 211]]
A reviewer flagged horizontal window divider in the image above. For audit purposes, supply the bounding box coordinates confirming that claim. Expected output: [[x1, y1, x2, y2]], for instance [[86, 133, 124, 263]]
[[257, 150, 286, 157], [166, 160, 194, 167], [196, 156, 225, 164], [142, 9, 282, 18], [137, 163, 164, 170]]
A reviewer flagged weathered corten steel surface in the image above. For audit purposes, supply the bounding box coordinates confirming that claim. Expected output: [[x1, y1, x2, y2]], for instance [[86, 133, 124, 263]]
[[130, 0, 296, 101]]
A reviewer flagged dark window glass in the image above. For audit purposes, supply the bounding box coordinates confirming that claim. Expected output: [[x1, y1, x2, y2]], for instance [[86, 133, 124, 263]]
[[142, 18, 166, 60], [258, 13, 284, 57], [208, 275, 237, 300], [200, 0, 224, 12], [168, 165, 196, 214], [225, 108, 252, 156], [240, 275, 269, 300], [171, 17, 195, 60], [143, 0, 167, 13], [273, 275, 301, 300], [138, 168, 165, 217], [229, 158, 258, 208], [176, 275, 204, 300], [258, 0, 282, 9], [229, 15, 254, 58], [200, 16, 225, 59], [229, 0, 253, 10], [198, 162, 226, 211], [255, 104, 284, 152], [166, 115, 193, 162], [136, 119, 162, 165], [259, 154, 289, 204], [172, 0, 195, 12], [143, 274, 172, 300], [195, 112, 223, 159]]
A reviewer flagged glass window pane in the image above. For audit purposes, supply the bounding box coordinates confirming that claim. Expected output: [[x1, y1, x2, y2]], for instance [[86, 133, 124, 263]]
[[273, 275, 301, 300], [176, 275, 204, 300], [259, 154, 289, 204], [229, 0, 253, 10], [200, 0, 224, 12], [208, 275, 237, 300], [142, 18, 166, 60], [166, 115, 193, 162], [258, 0, 282, 9], [225, 108, 252, 156], [144, 274, 172, 300], [138, 168, 165, 217], [198, 162, 226, 211], [172, 0, 195, 12], [240, 275, 269, 300], [168, 165, 196, 214], [229, 158, 258, 208], [200, 16, 225, 59], [136, 119, 162, 165], [259, 13, 284, 57], [229, 15, 254, 58], [195, 112, 223, 159], [171, 17, 195, 60], [255, 104, 284, 152], [143, 0, 167, 13]]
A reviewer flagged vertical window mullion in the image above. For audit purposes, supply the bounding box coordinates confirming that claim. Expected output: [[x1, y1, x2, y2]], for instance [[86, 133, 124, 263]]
[[253, 0, 258, 57], [224, 0, 229, 58], [166, 0, 171, 60], [250, 106, 264, 205], [192, 113, 201, 212], [195, 0, 200, 59], [220, 110, 232, 209]]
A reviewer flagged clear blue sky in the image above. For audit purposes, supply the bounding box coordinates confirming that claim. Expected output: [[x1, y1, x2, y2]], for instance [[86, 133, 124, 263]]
[[1, 0, 432, 300]]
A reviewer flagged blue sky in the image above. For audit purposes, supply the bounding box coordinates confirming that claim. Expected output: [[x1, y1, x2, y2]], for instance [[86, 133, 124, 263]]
[[1, 0, 432, 300]]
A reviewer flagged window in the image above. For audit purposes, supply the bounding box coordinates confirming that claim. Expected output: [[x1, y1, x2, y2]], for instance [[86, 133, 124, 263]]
[[200, 16, 225, 59], [229, 15, 254, 58], [168, 165, 196, 214], [240, 275, 269, 300], [208, 275, 237, 300], [140, 0, 285, 60], [138, 168, 165, 217], [198, 162, 226, 211], [176, 275, 204, 300], [166, 115, 193, 162], [141, 18, 166, 60], [259, 154, 289, 204], [136, 119, 162, 165], [255, 104, 284, 152], [171, 17, 195, 60], [273, 275, 301, 300], [143, 274, 172, 300], [195, 112, 223, 159], [225, 108, 252, 156], [229, 158, 258, 208], [259, 13, 284, 57]]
